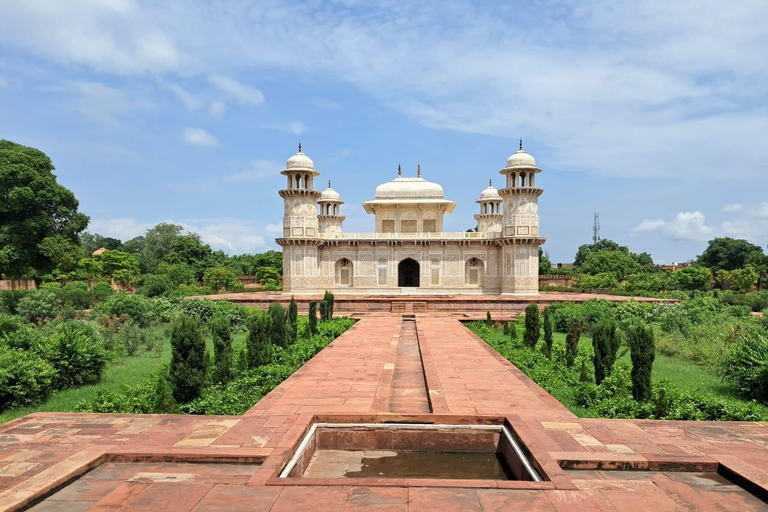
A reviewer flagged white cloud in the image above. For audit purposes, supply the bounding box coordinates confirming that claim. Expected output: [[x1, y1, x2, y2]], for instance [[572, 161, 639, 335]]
[[45, 80, 151, 126], [752, 202, 768, 219], [285, 121, 306, 136], [163, 82, 203, 110], [208, 74, 264, 106], [182, 127, 219, 147], [89, 216, 273, 253], [722, 203, 743, 212], [209, 100, 227, 117], [633, 212, 714, 241], [312, 98, 341, 110], [226, 160, 280, 182]]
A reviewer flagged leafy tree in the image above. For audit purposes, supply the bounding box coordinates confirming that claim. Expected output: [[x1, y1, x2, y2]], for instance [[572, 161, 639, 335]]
[[210, 314, 233, 385], [38, 235, 85, 281], [698, 237, 767, 273], [523, 303, 540, 349], [246, 311, 272, 368], [139, 223, 184, 273], [566, 319, 581, 368], [308, 300, 318, 335], [79, 232, 123, 254], [203, 267, 242, 292], [543, 307, 553, 357], [673, 265, 712, 291], [581, 250, 640, 280], [287, 296, 298, 346], [722, 330, 768, 402], [140, 274, 171, 297], [731, 265, 759, 292], [169, 316, 208, 403], [574, 239, 627, 267], [268, 302, 287, 347], [155, 262, 197, 289], [164, 233, 212, 279], [591, 317, 619, 385], [0, 140, 90, 278], [95, 250, 140, 283], [624, 272, 671, 292], [16, 290, 60, 324], [539, 247, 552, 275], [628, 324, 655, 401], [574, 272, 619, 290], [256, 266, 281, 287], [715, 269, 733, 290]]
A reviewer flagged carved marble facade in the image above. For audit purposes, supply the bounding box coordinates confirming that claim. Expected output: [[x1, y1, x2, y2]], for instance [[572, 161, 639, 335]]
[[276, 141, 545, 295]]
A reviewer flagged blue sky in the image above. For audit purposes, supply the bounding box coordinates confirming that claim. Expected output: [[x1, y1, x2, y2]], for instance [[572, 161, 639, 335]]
[[1, 0, 766, 263]]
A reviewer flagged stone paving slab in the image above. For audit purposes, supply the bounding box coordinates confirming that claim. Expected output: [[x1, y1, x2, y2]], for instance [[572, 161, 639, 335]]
[[1, 313, 767, 511]]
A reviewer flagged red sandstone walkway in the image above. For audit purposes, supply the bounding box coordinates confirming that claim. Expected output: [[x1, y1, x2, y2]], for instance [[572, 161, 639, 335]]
[[1, 314, 767, 511]]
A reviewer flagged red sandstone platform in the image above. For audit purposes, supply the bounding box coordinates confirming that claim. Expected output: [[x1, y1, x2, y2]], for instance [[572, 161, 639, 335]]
[[1, 314, 766, 511]]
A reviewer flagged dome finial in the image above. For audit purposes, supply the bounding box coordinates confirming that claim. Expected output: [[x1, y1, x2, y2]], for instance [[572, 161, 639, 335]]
[[489, 178, 492, 187], [298, 141, 302, 153], [328, 180, 331, 188], [417, 162, 421, 177], [398, 163, 402, 177], [519, 137, 523, 151]]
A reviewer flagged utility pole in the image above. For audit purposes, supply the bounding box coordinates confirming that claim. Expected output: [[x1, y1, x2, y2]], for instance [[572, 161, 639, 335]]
[[592, 212, 601, 245]]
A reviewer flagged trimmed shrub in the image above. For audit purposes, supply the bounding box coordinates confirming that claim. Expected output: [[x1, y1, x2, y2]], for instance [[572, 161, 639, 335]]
[[523, 304, 540, 350], [566, 319, 581, 368], [169, 316, 208, 403], [628, 324, 655, 402], [247, 311, 272, 368], [0, 346, 57, 410], [591, 317, 619, 385], [210, 314, 233, 385], [543, 307, 553, 357], [16, 290, 60, 324], [308, 300, 318, 335], [268, 302, 287, 347]]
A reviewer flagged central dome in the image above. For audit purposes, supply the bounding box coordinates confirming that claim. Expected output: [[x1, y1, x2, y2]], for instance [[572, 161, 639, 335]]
[[374, 176, 445, 200]]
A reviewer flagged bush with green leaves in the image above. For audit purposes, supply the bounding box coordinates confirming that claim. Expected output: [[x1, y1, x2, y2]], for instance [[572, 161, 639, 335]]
[[93, 292, 155, 327], [169, 316, 208, 403], [16, 290, 60, 324], [41, 320, 107, 389], [0, 313, 23, 337], [543, 307, 553, 357], [60, 282, 91, 309], [523, 304, 540, 349], [0, 290, 30, 315], [203, 267, 243, 292], [0, 346, 57, 411], [140, 274, 171, 297], [722, 329, 768, 402], [90, 282, 114, 304], [116, 320, 147, 356]]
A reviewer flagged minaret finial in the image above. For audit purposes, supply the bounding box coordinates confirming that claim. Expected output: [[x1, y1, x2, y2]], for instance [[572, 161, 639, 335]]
[[398, 163, 402, 177], [489, 178, 492, 187], [519, 137, 523, 151], [298, 141, 302, 153], [328, 180, 331, 188], [417, 162, 421, 177]]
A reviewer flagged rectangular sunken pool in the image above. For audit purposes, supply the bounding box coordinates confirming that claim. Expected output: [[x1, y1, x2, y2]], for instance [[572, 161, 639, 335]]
[[279, 423, 544, 481]]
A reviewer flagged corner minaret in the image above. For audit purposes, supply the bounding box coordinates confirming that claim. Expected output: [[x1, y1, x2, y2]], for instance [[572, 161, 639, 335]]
[[474, 179, 503, 234], [318, 181, 345, 236], [279, 143, 321, 239], [497, 138, 545, 294]]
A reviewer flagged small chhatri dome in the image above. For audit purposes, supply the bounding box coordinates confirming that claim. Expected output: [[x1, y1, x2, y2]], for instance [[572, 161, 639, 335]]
[[319, 181, 341, 202], [286, 142, 314, 170], [506, 137, 536, 168], [478, 180, 501, 201]]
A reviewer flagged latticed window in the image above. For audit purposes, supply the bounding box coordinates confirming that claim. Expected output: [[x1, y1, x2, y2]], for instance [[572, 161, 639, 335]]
[[430, 258, 441, 285], [401, 220, 417, 233], [335, 258, 352, 286], [465, 257, 483, 286], [382, 220, 395, 233], [377, 258, 388, 286], [423, 219, 437, 232]]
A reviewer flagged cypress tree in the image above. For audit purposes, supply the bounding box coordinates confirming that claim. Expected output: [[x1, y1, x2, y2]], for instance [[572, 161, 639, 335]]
[[591, 317, 618, 385], [247, 311, 272, 368], [565, 318, 581, 368], [169, 316, 208, 403], [268, 302, 287, 347], [153, 372, 179, 413], [523, 303, 540, 350], [510, 320, 518, 341], [237, 346, 249, 373], [321, 291, 335, 320], [210, 314, 233, 385], [308, 300, 318, 335], [486, 311, 492, 327], [543, 307, 554, 358], [628, 324, 655, 401], [287, 296, 298, 345]]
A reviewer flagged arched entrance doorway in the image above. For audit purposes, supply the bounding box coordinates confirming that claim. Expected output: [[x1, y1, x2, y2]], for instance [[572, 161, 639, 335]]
[[398, 258, 420, 287]]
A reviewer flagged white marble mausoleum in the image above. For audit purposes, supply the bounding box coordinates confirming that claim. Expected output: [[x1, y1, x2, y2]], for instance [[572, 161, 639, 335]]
[[277, 141, 545, 295]]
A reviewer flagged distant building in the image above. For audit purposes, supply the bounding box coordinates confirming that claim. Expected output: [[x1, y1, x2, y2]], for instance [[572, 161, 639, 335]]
[[277, 141, 545, 295]]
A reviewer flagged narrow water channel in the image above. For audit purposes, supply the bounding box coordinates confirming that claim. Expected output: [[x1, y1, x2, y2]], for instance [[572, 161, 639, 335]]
[[388, 318, 431, 413]]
